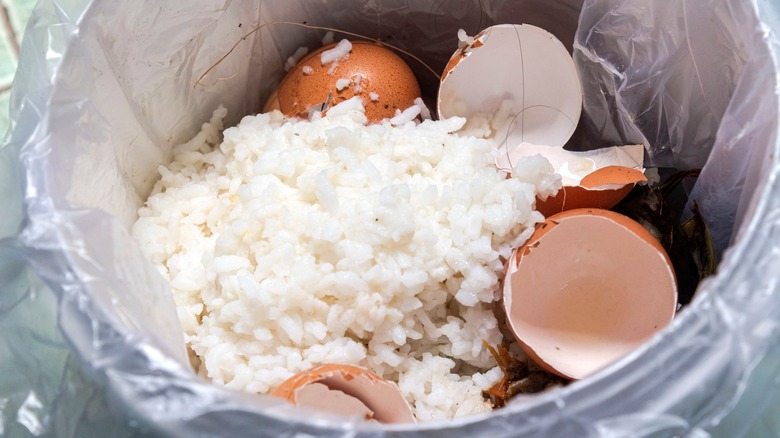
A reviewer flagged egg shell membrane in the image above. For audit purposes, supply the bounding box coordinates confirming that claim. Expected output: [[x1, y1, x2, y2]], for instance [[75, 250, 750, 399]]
[[270, 363, 415, 424], [503, 208, 678, 380], [267, 41, 421, 123]]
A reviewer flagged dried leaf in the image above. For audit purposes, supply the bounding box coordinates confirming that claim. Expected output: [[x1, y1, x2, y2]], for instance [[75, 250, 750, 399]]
[[680, 202, 717, 279]]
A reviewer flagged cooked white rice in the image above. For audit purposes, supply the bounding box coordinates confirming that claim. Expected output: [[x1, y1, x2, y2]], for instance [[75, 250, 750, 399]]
[[132, 97, 560, 421]]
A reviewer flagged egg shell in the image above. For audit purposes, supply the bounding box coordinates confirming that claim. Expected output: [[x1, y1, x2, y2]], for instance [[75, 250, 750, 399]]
[[271, 363, 416, 424], [536, 164, 648, 216], [500, 142, 646, 216], [437, 24, 582, 149], [503, 208, 677, 380], [535, 183, 636, 217], [264, 41, 421, 123], [294, 382, 377, 423], [579, 165, 648, 189]]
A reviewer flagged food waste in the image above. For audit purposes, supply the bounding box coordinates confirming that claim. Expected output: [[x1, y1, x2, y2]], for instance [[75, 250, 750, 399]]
[[164, 23, 715, 423]]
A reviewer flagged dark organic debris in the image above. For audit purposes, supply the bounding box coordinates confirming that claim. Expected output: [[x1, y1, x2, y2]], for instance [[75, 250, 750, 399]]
[[482, 341, 568, 408], [613, 168, 716, 306]]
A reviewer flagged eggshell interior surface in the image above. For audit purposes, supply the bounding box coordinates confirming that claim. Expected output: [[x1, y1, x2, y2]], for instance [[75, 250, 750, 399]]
[[295, 383, 378, 423], [271, 364, 416, 424], [265, 40, 421, 123], [503, 208, 677, 380], [438, 24, 582, 149]]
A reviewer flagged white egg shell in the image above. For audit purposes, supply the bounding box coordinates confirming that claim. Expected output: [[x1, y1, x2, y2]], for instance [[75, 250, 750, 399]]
[[438, 24, 582, 149], [503, 208, 678, 380]]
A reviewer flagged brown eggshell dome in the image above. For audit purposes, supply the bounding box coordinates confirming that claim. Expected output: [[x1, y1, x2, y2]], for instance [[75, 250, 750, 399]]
[[265, 41, 421, 123]]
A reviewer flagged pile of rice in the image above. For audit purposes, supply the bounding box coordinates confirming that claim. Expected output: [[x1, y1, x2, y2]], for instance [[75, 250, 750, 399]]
[[132, 97, 560, 421]]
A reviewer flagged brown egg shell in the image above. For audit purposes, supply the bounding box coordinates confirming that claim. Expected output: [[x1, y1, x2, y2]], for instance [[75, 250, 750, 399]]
[[535, 165, 647, 217], [265, 41, 421, 123], [535, 183, 636, 218], [271, 363, 416, 424], [497, 143, 645, 216], [579, 165, 648, 189], [503, 208, 678, 380], [440, 30, 487, 81]]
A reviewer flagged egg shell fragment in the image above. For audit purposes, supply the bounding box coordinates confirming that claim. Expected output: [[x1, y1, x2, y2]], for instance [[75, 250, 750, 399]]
[[271, 363, 416, 424], [502, 143, 646, 216], [264, 40, 421, 123], [579, 165, 648, 189], [438, 24, 582, 149], [503, 208, 677, 380], [535, 182, 636, 217]]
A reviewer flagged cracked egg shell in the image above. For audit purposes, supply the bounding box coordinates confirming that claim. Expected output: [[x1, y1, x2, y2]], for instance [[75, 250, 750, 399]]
[[438, 24, 581, 149], [500, 143, 647, 217], [271, 363, 416, 424], [264, 40, 421, 123], [503, 208, 677, 380]]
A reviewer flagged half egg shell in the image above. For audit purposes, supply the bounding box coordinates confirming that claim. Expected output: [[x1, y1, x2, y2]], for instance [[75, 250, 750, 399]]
[[271, 363, 416, 424], [437, 24, 582, 149], [502, 208, 677, 380]]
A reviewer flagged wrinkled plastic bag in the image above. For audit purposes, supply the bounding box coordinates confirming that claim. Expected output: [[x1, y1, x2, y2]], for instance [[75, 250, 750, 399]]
[[2, 0, 780, 436]]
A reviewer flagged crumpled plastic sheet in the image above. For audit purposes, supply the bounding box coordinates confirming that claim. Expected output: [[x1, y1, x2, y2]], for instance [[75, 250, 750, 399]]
[[1, 0, 780, 436]]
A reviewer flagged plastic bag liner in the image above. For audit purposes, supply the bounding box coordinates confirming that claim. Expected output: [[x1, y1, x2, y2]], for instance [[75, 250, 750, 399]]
[[2, 0, 780, 436]]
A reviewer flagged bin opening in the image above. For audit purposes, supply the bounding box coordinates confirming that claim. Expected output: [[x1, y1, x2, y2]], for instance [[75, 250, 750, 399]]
[[11, 0, 775, 435], [123, 0, 735, 425]]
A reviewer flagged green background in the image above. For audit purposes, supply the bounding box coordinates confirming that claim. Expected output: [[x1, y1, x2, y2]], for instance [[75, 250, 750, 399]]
[[0, 0, 35, 139]]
